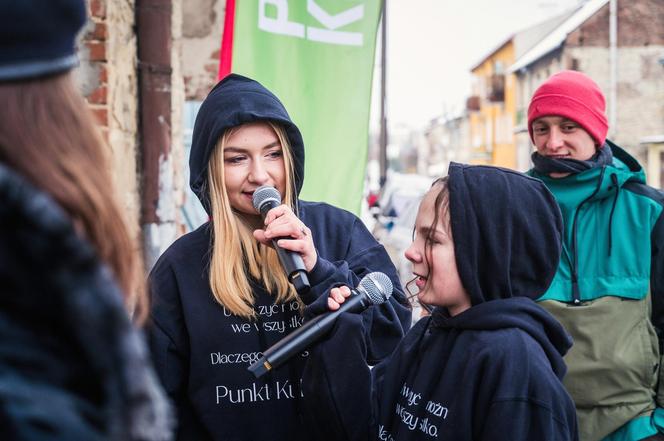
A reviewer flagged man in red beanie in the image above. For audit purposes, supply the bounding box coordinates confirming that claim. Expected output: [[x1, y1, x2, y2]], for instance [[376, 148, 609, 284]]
[[527, 70, 664, 441]]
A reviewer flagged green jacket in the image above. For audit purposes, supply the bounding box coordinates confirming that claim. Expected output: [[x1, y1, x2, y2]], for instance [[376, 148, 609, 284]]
[[529, 141, 664, 441]]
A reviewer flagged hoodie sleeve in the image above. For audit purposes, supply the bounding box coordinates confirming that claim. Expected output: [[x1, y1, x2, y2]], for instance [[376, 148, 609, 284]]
[[301, 312, 377, 441], [301, 211, 410, 363]]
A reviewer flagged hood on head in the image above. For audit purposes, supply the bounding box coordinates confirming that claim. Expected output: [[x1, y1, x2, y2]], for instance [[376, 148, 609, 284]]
[[448, 163, 563, 305], [189, 74, 305, 214]]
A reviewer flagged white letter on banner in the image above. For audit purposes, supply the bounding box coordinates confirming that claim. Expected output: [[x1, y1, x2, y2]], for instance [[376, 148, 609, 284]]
[[306, 0, 364, 46], [258, 0, 305, 38]]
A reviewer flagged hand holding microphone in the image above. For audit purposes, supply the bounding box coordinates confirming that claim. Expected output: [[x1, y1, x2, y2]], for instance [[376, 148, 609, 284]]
[[248, 272, 393, 378], [252, 185, 313, 293]]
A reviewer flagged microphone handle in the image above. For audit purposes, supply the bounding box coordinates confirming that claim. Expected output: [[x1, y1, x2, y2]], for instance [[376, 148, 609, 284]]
[[248, 289, 371, 378], [272, 238, 310, 292], [260, 200, 310, 293]]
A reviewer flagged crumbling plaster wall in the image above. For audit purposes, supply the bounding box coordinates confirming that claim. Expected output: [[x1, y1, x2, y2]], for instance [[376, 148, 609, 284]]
[[182, 0, 225, 100]]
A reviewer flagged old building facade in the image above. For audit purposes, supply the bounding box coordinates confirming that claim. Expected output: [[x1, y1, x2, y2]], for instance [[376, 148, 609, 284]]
[[511, 0, 664, 181]]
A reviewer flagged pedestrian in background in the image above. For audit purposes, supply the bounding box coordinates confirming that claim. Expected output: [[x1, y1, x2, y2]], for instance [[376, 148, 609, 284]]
[[302, 164, 578, 441], [527, 70, 664, 441], [0, 1, 171, 439], [147, 73, 411, 441]]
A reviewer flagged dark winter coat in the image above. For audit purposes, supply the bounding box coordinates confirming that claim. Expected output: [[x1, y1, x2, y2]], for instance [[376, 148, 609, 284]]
[[0, 163, 171, 441]]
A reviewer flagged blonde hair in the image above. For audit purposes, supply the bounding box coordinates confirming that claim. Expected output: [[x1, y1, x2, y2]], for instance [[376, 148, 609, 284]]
[[0, 72, 146, 323], [207, 122, 299, 318]]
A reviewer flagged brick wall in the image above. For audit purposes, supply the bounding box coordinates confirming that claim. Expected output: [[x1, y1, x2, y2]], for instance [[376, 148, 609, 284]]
[[567, 0, 664, 48], [76, 0, 188, 266], [80, 0, 110, 139], [78, 0, 142, 246], [514, 0, 664, 169], [565, 0, 664, 161]]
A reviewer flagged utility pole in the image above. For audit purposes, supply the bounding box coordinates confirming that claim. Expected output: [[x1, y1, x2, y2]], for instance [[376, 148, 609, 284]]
[[609, 0, 617, 138], [379, 0, 388, 187]]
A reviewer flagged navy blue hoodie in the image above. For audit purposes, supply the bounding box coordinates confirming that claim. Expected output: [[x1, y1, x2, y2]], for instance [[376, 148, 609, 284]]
[[302, 164, 578, 441], [148, 74, 411, 441]]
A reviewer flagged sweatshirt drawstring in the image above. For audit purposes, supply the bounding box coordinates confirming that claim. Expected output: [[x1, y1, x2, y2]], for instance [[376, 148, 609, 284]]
[[608, 173, 619, 257]]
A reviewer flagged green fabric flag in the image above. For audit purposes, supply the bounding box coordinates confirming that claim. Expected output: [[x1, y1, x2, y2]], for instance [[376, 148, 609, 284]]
[[224, 0, 382, 213]]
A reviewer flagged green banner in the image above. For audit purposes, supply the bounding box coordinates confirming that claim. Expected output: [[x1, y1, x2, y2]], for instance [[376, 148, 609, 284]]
[[231, 0, 382, 214]]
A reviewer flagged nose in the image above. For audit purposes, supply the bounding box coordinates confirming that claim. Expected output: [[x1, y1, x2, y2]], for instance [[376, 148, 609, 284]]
[[404, 241, 421, 263], [546, 127, 564, 151], [248, 159, 269, 184]]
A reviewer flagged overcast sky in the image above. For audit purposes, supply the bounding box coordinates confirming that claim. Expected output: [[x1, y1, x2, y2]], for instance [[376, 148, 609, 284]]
[[375, 0, 581, 130]]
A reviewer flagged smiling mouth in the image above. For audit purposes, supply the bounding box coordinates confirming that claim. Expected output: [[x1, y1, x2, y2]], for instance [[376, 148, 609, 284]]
[[412, 274, 427, 286]]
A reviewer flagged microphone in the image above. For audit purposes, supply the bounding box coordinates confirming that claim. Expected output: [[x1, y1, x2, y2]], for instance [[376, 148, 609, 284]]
[[253, 185, 310, 293], [247, 272, 393, 378]]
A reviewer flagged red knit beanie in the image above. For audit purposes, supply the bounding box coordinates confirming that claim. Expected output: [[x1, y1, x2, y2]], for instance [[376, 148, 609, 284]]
[[527, 70, 608, 146]]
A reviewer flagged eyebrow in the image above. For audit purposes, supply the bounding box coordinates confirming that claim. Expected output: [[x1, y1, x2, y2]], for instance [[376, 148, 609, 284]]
[[224, 141, 281, 153], [418, 225, 447, 237]]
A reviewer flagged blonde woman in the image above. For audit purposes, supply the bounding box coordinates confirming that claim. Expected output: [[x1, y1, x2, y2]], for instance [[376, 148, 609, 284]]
[[148, 74, 410, 441]]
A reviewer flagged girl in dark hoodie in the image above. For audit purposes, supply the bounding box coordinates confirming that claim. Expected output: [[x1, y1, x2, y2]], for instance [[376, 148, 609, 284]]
[[302, 163, 579, 441], [147, 74, 411, 441]]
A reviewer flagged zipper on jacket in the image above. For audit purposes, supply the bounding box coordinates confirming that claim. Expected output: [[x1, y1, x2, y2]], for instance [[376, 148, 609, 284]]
[[569, 166, 606, 304], [607, 173, 619, 256]]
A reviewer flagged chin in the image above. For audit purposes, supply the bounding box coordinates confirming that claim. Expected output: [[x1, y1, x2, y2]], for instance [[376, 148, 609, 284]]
[[417, 293, 436, 308]]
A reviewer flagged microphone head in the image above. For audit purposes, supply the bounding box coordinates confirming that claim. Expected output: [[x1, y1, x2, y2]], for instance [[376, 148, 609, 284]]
[[252, 185, 281, 213], [357, 272, 393, 305]]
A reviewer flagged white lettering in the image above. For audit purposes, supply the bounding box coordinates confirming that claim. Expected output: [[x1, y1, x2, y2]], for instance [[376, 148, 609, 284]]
[[400, 383, 421, 406], [307, 0, 364, 46], [215, 382, 271, 404], [418, 417, 439, 438], [395, 403, 418, 431], [257, 0, 365, 46], [425, 400, 448, 419], [276, 380, 294, 399], [258, 0, 305, 37], [215, 380, 305, 405], [257, 304, 281, 318], [210, 351, 262, 365], [263, 319, 286, 333], [290, 314, 304, 329], [378, 425, 395, 441], [230, 323, 252, 333]]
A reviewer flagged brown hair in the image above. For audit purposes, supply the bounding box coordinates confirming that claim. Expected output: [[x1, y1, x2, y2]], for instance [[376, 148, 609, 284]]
[[0, 72, 147, 323], [424, 176, 450, 264]]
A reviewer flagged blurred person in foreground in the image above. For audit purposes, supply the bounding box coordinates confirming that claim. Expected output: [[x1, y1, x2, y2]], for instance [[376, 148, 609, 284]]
[[147, 73, 411, 441], [0, 1, 171, 439], [302, 163, 578, 440], [527, 70, 664, 441]]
